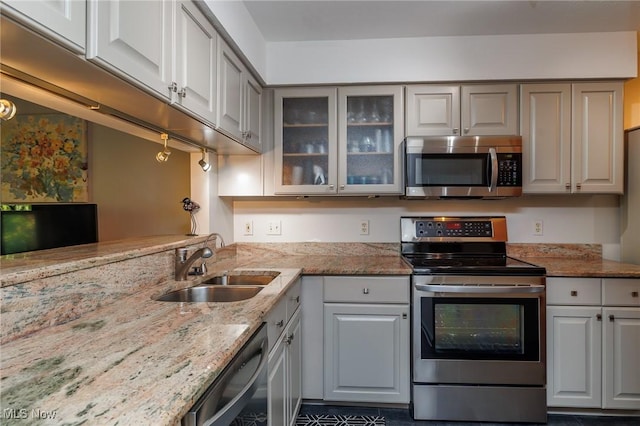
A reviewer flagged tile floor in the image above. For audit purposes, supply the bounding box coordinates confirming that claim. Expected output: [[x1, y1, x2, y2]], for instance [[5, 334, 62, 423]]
[[299, 404, 640, 426]]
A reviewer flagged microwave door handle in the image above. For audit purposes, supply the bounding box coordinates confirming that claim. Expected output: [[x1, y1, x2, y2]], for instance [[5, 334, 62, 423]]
[[488, 147, 498, 193]]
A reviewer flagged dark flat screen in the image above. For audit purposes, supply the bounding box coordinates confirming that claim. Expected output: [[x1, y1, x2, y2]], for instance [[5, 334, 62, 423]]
[[1, 204, 98, 255]]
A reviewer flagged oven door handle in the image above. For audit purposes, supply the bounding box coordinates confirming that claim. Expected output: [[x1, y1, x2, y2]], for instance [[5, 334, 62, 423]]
[[488, 147, 498, 193], [415, 284, 545, 294]]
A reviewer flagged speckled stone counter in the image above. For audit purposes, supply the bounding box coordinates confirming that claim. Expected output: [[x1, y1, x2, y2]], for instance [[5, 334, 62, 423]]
[[0, 239, 410, 425], [1, 267, 301, 425], [2, 239, 639, 425], [508, 243, 640, 278]]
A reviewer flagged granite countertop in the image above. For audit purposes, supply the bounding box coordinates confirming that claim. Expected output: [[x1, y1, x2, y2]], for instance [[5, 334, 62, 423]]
[[2, 239, 640, 425], [0, 235, 205, 287], [508, 243, 640, 278], [519, 257, 640, 278], [0, 240, 411, 425], [1, 267, 302, 425]]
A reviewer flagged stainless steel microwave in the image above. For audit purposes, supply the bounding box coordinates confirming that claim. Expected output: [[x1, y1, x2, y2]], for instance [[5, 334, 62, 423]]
[[404, 135, 523, 199]]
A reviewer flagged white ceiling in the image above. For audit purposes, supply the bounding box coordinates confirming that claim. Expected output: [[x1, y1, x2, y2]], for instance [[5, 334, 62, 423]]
[[243, 0, 640, 42]]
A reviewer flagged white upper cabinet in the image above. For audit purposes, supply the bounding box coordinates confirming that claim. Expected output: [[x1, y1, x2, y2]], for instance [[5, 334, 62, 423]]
[[87, 0, 220, 125], [1, 0, 86, 53], [405, 85, 460, 136], [572, 82, 624, 194], [521, 82, 623, 194], [87, 0, 174, 100], [217, 38, 263, 150], [520, 84, 572, 193], [173, 0, 217, 124], [406, 84, 518, 136]]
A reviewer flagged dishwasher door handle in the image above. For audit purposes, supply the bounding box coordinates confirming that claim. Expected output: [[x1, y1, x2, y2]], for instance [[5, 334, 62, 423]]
[[415, 284, 545, 294], [202, 338, 268, 426]]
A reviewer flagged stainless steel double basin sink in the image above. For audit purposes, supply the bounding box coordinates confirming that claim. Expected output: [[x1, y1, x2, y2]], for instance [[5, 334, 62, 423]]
[[154, 272, 279, 303]]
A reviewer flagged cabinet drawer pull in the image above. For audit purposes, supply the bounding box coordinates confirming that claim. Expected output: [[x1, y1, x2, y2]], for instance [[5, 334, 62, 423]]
[[596, 314, 602, 321], [275, 320, 284, 328], [609, 314, 615, 322], [565, 183, 571, 189], [570, 290, 578, 297], [291, 295, 300, 303], [402, 313, 407, 319], [363, 288, 369, 295], [632, 291, 639, 298]]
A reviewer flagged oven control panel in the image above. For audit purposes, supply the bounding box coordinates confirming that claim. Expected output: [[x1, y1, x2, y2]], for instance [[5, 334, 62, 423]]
[[401, 216, 508, 242], [415, 220, 492, 237]]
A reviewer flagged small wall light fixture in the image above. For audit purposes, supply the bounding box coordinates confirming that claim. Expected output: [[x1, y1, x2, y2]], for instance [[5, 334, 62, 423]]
[[198, 148, 211, 172], [156, 133, 171, 162], [0, 99, 17, 121]]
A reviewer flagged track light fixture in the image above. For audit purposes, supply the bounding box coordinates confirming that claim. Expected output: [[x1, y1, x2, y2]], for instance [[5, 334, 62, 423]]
[[198, 148, 211, 172], [0, 99, 17, 121], [156, 133, 171, 162]]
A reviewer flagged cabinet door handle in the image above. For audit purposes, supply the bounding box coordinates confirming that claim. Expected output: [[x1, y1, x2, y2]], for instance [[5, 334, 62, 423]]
[[285, 332, 294, 345], [632, 291, 639, 298], [576, 183, 582, 190], [463, 128, 469, 134], [453, 128, 459, 134], [565, 183, 571, 189], [168, 81, 178, 93], [402, 313, 407, 319], [328, 184, 335, 190], [609, 314, 615, 322], [275, 320, 284, 328], [362, 288, 369, 294], [570, 290, 578, 297], [596, 314, 602, 321], [291, 295, 300, 303], [178, 87, 187, 98]]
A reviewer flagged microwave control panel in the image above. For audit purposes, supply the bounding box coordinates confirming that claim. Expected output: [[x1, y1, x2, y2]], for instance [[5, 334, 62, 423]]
[[497, 154, 522, 186]]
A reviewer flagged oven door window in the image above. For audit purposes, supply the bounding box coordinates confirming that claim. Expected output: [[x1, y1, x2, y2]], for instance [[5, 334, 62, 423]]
[[407, 153, 489, 187], [420, 297, 539, 361]]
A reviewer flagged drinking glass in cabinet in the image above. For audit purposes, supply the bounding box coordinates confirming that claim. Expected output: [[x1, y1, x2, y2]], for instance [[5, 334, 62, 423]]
[[347, 95, 394, 124], [283, 97, 328, 125]]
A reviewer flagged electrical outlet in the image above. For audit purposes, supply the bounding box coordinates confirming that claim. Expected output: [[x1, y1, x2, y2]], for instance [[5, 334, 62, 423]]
[[244, 221, 253, 236], [533, 220, 543, 236], [267, 220, 281, 235], [360, 220, 369, 235]]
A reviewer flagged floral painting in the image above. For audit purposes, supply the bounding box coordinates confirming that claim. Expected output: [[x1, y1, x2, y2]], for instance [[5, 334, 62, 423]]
[[1, 114, 88, 202]]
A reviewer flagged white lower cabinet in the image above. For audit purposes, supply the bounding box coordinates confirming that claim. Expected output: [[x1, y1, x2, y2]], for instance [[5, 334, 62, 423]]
[[547, 277, 640, 410], [322, 276, 410, 404], [267, 279, 302, 426]]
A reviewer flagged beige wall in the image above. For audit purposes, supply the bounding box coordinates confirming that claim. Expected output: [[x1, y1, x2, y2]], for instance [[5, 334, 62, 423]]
[[624, 31, 640, 130], [89, 124, 191, 241]]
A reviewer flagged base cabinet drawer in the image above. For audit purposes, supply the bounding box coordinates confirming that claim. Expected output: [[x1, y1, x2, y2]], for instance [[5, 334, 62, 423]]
[[547, 277, 601, 305], [324, 276, 409, 303]]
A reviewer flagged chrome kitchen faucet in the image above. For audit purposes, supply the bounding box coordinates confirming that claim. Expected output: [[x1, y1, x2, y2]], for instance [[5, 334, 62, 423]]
[[174, 246, 213, 281]]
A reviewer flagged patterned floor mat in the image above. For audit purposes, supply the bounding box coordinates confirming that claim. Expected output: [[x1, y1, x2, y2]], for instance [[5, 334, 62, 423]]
[[295, 414, 385, 426]]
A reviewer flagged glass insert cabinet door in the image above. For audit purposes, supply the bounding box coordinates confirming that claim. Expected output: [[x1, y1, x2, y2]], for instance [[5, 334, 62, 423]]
[[338, 85, 404, 195], [274, 85, 403, 195], [274, 87, 338, 194]]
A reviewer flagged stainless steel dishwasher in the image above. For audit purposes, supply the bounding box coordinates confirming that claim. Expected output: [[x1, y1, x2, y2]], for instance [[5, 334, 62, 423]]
[[182, 324, 268, 426]]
